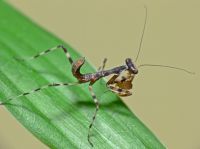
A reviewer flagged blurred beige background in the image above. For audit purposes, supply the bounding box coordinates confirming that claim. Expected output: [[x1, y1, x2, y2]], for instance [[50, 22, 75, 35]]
[[0, 0, 199, 149]]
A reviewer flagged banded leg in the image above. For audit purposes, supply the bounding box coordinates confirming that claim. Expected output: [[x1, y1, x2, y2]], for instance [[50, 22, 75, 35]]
[[106, 75, 132, 96], [106, 74, 119, 85], [88, 84, 99, 147], [98, 58, 107, 71], [21, 45, 73, 64], [107, 84, 132, 96], [0, 82, 80, 105]]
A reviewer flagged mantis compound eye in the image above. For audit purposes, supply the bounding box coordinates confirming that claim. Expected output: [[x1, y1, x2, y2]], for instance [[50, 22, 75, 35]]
[[125, 58, 138, 74]]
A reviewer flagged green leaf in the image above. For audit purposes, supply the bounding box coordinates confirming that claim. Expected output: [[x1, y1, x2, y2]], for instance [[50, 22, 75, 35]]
[[0, 1, 166, 149]]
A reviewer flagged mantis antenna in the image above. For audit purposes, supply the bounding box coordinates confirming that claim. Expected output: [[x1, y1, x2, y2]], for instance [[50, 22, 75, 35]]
[[135, 6, 194, 75], [135, 5, 147, 62]]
